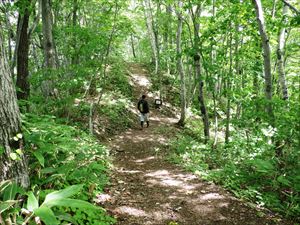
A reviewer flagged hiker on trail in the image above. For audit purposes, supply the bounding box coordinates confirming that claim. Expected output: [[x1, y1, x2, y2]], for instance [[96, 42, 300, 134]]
[[137, 95, 149, 129]]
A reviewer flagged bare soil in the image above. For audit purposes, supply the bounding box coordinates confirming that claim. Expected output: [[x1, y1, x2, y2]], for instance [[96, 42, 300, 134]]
[[99, 64, 293, 225]]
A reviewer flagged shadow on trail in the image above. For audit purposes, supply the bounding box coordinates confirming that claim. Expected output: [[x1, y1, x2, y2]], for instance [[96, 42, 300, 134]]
[[102, 120, 286, 225], [100, 64, 290, 225]]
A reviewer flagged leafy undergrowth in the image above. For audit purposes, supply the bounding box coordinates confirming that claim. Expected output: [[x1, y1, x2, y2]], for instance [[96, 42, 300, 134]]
[[29, 60, 136, 138], [169, 119, 300, 221], [0, 114, 116, 225], [93, 91, 137, 139], [0, 61, 138, 224]]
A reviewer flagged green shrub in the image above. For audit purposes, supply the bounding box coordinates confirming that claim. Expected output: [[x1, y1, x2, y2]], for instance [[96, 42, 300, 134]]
[[0, 114, 116, 224], [169, 120, 300, 219]]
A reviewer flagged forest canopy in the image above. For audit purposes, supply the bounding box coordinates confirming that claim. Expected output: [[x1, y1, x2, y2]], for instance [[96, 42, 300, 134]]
[[0, 0, 299, 224]]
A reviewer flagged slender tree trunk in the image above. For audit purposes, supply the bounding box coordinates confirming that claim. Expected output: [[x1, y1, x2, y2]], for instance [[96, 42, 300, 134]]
[[191, 4, 210, 142], [71, 0, 79, 65], [163, 5, 171, 74], [234, 23, 243, 119], [16, 0, 31, 102], [211, 0, 218, 147], [176, 0, 186, 126], [3, 8, 13, 64], [28, 0, 41, 38], [166, 5, 173, 74], [277, 3, 289, 100], [253, 69, 261, 115], [143, 0, 159, 74], [89, 3, 119, 96], [252, 0, 274, 123], [225, 32, 233, 145], [11, 15, 23, 76], [0, 25, 30, 188], [32, 40, 41, 70], [103, 3, 120, 73], [130, 33, 136, 58]]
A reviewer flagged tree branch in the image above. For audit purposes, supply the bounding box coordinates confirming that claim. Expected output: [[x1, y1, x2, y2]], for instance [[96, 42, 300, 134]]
[[281, 0, 300, 15]]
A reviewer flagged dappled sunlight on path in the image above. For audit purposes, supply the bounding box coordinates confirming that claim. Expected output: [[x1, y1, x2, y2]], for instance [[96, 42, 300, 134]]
[[100, 64, 288, 225], [103, 120, 283, 225]]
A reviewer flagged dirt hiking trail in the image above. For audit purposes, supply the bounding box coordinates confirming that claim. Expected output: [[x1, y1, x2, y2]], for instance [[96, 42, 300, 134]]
[[100, 64, 291, 225]]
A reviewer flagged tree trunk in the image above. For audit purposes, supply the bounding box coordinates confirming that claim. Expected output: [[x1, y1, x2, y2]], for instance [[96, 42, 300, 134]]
[[41, 0, 56, 68], [277, 3, 289, 100], [225, 32, 233, 145], [11, 14, 23, 76], [143, 0, 159, 74], [130, 33, 136, 58], [272, 0, 277, 18], [3, 7, 14, 65], [16, 0, 31, 102], [163, 5, 171, 74], [176, 0, 186, 126], [211, 0, 218, 147], [252, 0, 274, 123], [0, 25, 30, 188], [71, 0, 79, 65], [41, 0, 56, 97], [191, 4, 210, 142], [166, 5, 173, 74]]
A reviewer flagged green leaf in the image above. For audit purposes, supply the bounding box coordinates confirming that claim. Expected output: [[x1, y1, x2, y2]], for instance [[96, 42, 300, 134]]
[[27, 192, 39, 211], [41, 167, 56, 174], [34, 206, 59, 225], [0, 146, 4, 155], [33, 151, 45, 167], [3, 182, 23, 201], [44, 198, 97, 210], [252, 159, 274, 173], [43, 185, 83, 206], [9, 152, 18, 160], [0, 180, 11, 193], [277, 175, 291, 187], [16, 149, 23, 156], [55, 212, 78, 225], [0, 200, 18, 213]]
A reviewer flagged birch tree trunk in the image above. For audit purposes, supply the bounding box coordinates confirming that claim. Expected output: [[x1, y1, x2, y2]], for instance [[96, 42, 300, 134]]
[[0, 25, 30, 188], [225, 32, 233, 145], [252, 0, 274, 122], [277, 3, 289, 100], [16, 0, 31, 102], [143, 0, 159, 74], [211, 0, 218, 147], [176, 0, 186, 126], [163, 5, 171, 74]]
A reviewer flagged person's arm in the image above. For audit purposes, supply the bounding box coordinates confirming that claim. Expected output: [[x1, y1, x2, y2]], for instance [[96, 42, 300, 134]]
[[137, 101, 141, 112], [145, 101, 149, 113]]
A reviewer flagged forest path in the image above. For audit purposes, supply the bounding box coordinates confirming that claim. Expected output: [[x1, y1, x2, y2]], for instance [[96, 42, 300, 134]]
[[100, 63, 288, 225]]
